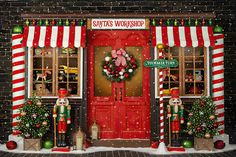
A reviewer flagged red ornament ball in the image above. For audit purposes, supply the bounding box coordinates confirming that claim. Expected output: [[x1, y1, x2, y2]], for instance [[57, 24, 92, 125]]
[[151, 141, 159, 149], [27, 101, 33, 105], [214, 140, 225, 149], [196, 127, 202, 132], [103, 65, 108, 69], [124, 73, 129, 78], [132, 64, 137, 69], [6, 141, 17, 150], [36, 124, 41, 128], [213, 123, 218, 128]]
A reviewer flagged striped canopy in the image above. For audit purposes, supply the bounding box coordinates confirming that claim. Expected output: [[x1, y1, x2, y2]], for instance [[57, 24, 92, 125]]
[[22, 26, 86, 48], [151, 26, 215, 47]]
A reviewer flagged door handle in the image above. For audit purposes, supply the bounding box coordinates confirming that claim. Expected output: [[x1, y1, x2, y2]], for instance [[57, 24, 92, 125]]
[[115, 88, 117, 101], [119, 88, 122, 101]]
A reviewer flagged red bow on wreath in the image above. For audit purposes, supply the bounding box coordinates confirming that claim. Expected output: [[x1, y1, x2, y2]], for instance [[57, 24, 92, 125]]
[[111, 48, 127, 66]]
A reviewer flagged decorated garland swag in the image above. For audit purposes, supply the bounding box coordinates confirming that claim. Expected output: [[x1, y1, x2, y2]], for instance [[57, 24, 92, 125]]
[[102, 48, 138, 82]]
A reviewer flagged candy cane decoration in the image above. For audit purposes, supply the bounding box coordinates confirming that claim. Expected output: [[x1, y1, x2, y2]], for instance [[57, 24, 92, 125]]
[[212, 33, 224, 134], [12, 31, 25, 135]]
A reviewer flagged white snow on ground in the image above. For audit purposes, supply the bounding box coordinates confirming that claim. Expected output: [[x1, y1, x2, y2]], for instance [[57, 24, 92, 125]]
[[0, 144, 236, 155]]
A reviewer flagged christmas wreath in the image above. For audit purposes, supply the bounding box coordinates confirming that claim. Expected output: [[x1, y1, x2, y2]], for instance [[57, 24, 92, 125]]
[[102, 48, 138, 82]]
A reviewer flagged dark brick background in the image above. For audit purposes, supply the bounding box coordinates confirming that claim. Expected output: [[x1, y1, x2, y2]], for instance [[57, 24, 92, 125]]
[[0, 0, 235, 144]]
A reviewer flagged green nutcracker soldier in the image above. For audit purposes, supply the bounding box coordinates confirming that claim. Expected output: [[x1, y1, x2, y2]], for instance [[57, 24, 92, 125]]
[[167, 88, 184, 147], [53, 88, 71, 147]]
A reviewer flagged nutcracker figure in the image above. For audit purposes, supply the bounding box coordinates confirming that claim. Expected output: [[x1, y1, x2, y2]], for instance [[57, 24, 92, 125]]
[[53, 88, 71, 147], [167, 88, 184, 147]]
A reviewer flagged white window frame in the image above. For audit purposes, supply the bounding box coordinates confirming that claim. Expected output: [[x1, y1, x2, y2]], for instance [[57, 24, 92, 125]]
[[27, 47, 83, 99]]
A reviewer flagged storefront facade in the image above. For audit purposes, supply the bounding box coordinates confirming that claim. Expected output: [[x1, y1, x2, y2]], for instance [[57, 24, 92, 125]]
[[9, 13, 226, 147]]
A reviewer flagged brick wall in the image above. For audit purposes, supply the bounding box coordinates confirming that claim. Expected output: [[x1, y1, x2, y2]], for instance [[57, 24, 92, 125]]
[[0, 0, 235, 143]]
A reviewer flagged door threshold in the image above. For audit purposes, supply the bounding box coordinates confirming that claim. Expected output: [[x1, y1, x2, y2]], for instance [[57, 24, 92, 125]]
[[91, 139, 150, 147]]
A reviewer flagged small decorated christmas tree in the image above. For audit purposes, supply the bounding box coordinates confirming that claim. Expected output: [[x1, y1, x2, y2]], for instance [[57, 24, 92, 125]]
[[186, 96, 219, 138], [16, 95, 50, 138]]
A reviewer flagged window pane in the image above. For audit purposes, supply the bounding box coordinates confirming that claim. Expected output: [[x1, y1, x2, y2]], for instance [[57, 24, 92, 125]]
[[94, 46, 112, 97], [125, 46, 143, 97]]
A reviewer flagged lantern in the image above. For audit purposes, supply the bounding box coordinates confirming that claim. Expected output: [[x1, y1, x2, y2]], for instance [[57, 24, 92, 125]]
[[75, 127, 85, 150], [91, 121, 99, 140]]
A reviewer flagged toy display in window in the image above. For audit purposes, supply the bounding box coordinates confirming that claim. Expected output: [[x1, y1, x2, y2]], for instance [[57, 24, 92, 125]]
[[167, 88, 184, 147], [58, 65, 78, 82], [195, 70, 203, 81], [62, 48, 76, 54], [53, 89, 71, 148]]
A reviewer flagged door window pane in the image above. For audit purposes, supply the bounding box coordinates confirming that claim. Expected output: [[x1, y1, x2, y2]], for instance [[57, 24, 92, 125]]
[[94, 46, 112, 97], [125, 47, 143, 97]]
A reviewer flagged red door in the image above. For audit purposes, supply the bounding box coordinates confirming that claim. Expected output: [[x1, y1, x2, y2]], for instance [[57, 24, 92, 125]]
[[88, 30, 150, 139]]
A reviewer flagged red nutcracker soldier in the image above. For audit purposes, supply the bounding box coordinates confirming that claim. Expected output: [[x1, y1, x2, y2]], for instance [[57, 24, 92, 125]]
[[53, 88, 71, 148], [167, 88, 184, 148]]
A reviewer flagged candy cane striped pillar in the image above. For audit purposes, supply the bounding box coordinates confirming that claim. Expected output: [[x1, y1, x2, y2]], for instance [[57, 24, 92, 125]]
[[156, 48, 167, 153], [212, 34, 224, 135], [12, 33, 25, 135]]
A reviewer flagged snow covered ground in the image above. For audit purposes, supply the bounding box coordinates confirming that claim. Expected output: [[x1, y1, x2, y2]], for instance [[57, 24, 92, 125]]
[[0, 144, 236, 155]]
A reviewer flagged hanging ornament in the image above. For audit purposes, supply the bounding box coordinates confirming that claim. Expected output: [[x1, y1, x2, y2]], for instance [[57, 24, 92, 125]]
[[65, 19, 70, 26], [195, 19, 199, 26], [196, 126, 202, 132], [51, 19, 55, 25], [166, 19, 170, 26], [37, 101, 42, 106], [71, 20, 76, 26], [181, 19, 184, 26], [188, 130, 193, 135], [58, 19, 62, 26], [36, 123, 41, 128], [205, 133, 211, 138], [44, 113, 49, 117], [38, 19, 43, 26], [174, 19, 178, 26], [25, 19, 30, 26], [202, 19, 205, 25], [188, 18, 191, 26], [79, 20, 84, 26], [42, 121, 48, 126], [32, 19, 36, 26], [208, 19, 213, 26], [214, 25, 223, 33], [151, 19, 156, 26], [32, 114, 37, 118], [157, 43, 164, 50], [45, 19, 49, 26], [26, 123, 30, 127], [188, 112, 193, 116], [27, 100, 33, 105], [209, 115, 215, 120], [12, 25, 23, 34], [159, 19, 163, 26], [213, 123, 218, 128], [187, 122, 191, 126], [20, 111, 26, 116]]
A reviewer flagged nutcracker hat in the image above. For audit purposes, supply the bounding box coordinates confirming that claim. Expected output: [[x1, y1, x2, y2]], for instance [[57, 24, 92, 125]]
[[58, 88, 67, 97], [171, 87, 179, 99]]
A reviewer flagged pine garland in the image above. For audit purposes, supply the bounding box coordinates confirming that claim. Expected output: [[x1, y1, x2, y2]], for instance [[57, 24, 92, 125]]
[[16, 95, 50, 139], [186, 96, 219, 138]]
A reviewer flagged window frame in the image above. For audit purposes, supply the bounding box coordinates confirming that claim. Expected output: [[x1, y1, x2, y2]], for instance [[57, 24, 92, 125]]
[[154, 47, 210, 98], [27, 47, 83, 99]]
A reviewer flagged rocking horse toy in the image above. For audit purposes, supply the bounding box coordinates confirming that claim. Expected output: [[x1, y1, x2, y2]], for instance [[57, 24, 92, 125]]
[[36, 67, 52, 81]]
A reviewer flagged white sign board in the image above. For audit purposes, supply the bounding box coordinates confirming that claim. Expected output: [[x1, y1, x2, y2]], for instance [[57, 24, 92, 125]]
[[90, 18, 148, 30]]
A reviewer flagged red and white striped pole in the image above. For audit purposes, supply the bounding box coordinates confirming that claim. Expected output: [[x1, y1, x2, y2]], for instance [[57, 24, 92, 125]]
[[12, 26, 25, 135], [156, 44, 168, 153], [212, 33, 224, 135]]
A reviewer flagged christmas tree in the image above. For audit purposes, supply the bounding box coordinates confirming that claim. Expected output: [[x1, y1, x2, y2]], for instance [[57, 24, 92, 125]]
[[186, 96, 219, 138], [16, 96, 50, 138]]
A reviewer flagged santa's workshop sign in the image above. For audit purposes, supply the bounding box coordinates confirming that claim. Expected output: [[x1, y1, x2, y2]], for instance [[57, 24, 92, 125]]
[[87, 18, 149, 29]]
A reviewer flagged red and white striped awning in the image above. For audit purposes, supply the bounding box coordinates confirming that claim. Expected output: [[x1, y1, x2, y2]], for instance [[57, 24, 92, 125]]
[[22, 26, 86, 48], [151, 26, 215, 47]]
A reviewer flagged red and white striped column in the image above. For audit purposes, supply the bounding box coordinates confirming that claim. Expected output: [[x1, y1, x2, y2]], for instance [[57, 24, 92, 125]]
[[12, 33, 25, 135], [212, 34, 224, 134], [159, 49, 165, 143]]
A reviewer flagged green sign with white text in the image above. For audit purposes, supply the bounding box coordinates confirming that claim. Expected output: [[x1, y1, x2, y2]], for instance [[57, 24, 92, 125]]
[[144, 59, 179, 68]]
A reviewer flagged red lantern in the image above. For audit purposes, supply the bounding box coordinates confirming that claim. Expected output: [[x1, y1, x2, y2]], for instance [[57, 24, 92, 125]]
[[6, 141, 17, 150]]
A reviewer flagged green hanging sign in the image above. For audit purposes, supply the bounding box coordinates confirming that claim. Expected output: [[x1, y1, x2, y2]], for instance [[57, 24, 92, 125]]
[[144, 59, 178, 68]]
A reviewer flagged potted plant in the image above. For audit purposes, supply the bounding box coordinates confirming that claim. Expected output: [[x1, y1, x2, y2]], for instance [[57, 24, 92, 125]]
[[186, 96, 219, 151], [16, 95, 50, 151]]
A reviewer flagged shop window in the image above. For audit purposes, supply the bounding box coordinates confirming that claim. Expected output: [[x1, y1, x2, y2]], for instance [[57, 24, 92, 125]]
[[28, 47, 83, 98], [155, 47, 209, 97]]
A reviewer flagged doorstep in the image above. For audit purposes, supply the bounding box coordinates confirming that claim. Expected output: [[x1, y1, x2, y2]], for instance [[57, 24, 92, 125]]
[[91, 139, 150, 147]]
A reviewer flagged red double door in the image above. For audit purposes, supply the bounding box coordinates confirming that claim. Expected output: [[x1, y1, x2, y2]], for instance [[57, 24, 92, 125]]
[[88, 30, 150, 139]]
